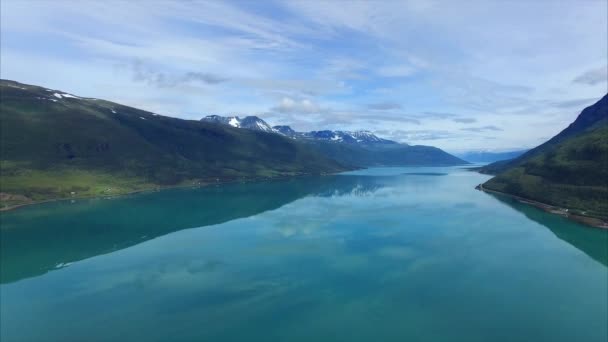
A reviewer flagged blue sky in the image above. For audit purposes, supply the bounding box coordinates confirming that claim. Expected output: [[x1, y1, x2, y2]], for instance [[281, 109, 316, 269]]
[[1, 0, 606, 152]]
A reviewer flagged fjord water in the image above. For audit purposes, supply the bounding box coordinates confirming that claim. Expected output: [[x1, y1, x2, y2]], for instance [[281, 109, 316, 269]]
[[1, 167, 607, 342]]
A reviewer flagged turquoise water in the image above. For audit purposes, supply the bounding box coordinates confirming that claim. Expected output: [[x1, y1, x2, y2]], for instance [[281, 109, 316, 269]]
[[1, 167, 607, 341]]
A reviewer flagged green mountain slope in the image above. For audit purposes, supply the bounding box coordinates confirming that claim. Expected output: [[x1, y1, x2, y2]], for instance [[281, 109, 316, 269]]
[[304, 140, 467, 167], [481, 94, 608, 219], [0, 80, 347, 208]]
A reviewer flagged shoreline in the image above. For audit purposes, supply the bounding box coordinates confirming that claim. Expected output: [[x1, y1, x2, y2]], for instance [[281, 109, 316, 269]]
[[7, 169, 603, 231], [1, 165, 469, 213], [476, 183, 608, 230], [0, 171, 346, 213]]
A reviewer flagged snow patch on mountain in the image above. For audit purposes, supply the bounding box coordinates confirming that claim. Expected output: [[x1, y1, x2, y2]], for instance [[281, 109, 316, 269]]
[[52, 92, 81, 99], [7, 84, 27, 90], [228, 117, 240, 127]]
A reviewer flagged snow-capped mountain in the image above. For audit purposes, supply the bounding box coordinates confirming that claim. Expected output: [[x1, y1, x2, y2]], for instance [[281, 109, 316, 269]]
[[198, 114, 465, 166], [302, 130, 397, 145], [273, 126, 398, 145], [239, 116, 276, 133], [201, 115, 241, 127], [201, 115, 397, 145], [273, 125, 298, 137], [201, 115, 276, 133]]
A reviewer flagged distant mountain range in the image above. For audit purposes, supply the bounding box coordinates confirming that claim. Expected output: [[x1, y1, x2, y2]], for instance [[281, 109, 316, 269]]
[[457, 149, 528, 163], [479, 94, 608, 221], [202, 114, 466, 167], [0, 80, 466, 209]]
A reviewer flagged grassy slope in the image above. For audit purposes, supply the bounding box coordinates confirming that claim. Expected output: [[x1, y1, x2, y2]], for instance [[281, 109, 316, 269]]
[[482, 94, 608, 219], [0, 80, 346, 207]]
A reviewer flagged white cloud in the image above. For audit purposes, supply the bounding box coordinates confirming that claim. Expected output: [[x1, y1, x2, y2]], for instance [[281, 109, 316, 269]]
[[1, 0, 606, 152], [572, 66, 608, 86], [272, 97, 322, 114]]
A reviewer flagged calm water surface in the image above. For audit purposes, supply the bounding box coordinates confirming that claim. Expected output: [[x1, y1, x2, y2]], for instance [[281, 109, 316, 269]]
[[1, 167, 607, 341]]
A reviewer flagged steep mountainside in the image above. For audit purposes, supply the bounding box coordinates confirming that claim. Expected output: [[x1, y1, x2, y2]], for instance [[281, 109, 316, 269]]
[[480, 95, 607, 174], [481, 94, 608, 219], [201, 116, 467, 167], [0, 80, 347, 208]]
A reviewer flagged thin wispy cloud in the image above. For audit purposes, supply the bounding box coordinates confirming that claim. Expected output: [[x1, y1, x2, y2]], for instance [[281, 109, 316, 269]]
[[572, 66, 607, 86], [550, 98, 601, 109], [271, 97, 322, 114], [453, 118, 477, 124], [376, 129, 460, 141], [367, 102, 402, 110], [1, 0, 605, 152], [131, 61, 227, 87], [461, 125, 503, 133], [422, 112, 458, 119]]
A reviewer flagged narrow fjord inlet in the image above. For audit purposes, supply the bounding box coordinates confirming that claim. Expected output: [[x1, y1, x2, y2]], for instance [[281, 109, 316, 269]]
[[1, 168, 607, 341]]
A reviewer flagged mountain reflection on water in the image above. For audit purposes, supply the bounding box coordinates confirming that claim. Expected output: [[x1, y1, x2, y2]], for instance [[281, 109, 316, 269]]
[[2, 167, 606, 342], [2, 169, 606, 286], [0, 175, 386, 284], [491, 194, 608, 267]]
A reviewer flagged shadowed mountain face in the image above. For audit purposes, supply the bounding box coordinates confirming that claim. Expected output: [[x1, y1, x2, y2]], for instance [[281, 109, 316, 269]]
[[490, 194, 608, 267], [0, 174, 385, 284], [480, 94, 608, 219]]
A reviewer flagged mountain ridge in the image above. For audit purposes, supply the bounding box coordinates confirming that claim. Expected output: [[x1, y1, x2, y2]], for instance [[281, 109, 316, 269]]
[[0, 79, 348, 208]]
